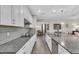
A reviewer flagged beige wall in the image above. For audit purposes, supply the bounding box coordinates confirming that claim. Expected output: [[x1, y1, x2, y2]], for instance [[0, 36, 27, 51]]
[[48, 22, 73, 33], [37, 21, 79, 34]]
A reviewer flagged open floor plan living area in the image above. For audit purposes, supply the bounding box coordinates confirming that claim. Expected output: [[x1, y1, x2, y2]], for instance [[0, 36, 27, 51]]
[[0, 5, 79, 54]]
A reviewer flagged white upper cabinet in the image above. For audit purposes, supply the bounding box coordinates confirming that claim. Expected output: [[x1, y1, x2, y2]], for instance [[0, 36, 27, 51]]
[[11, 5, 20, 26], [12, 5, 24, 27], [19, 6, 24, 27], [0, 5, 12, 25], [0, 5, 24, 27]]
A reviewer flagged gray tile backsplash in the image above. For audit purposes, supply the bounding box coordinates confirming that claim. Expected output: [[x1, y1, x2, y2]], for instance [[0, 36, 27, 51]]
[[0, 27, 29, 45]]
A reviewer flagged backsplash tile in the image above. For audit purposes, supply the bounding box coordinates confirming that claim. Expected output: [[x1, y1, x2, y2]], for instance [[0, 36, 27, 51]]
[[0, 27, 29, 45]]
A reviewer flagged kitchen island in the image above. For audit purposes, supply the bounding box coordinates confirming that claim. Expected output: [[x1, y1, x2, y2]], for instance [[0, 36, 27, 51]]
[[0, 34, 36, 54], [46, 33, 79, 54]]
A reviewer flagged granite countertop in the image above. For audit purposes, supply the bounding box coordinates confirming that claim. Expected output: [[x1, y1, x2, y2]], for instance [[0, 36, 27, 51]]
[[48, 33, 79, 54], [0, 35, 34, 54]]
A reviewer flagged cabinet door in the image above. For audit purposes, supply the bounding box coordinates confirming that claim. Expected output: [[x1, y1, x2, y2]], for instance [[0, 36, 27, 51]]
[[52, 39, 58, 54], [19, 6, 24, 27], [12, 5, 24, 27], [1, 5, 12, 25], [12, 5, 20, 26]]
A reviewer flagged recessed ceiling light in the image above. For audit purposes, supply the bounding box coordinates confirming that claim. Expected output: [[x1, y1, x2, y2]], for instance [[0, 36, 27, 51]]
[[52, 10, 56, 13], [38, 9, 41, 13]]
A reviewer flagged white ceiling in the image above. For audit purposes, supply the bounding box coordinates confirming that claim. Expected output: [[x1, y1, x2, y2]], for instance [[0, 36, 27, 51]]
[[28, 5, 79, 22]]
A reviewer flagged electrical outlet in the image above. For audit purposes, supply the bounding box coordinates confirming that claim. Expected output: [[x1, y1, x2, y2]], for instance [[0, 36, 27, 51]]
[[7, 32, 10, 36]]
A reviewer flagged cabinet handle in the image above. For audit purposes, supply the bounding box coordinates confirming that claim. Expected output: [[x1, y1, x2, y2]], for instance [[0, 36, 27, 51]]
[[12, 19, 15, 24]]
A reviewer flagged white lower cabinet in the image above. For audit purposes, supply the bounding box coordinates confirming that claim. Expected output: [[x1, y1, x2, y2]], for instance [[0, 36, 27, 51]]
[[58, 44, 70, 54], [46, 34, 70, 54], [45, 34, 52, 52], [16, 34, 36, 54]]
